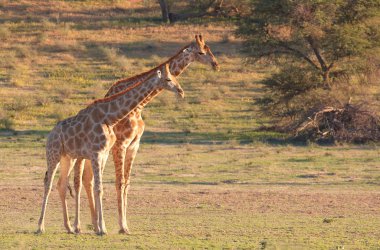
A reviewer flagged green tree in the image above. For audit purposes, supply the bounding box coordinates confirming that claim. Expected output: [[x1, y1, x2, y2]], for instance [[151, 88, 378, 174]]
[[237, 0, 380, 127]]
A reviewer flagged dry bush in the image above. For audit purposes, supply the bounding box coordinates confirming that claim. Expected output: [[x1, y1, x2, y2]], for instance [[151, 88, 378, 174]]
[[296, 103, 380, 143], [100, 46, 129, 69]]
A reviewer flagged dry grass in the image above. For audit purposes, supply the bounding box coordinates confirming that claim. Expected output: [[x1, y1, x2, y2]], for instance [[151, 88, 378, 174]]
[[0, 138, 380, 248]]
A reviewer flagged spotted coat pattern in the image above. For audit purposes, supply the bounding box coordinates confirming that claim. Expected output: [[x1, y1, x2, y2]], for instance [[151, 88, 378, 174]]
[[37, 63, 183, 235]]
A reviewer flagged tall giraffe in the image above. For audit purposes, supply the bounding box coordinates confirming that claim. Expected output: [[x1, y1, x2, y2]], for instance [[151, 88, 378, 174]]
[[37, 63, 184, 235], [73, 35, 219, 234]]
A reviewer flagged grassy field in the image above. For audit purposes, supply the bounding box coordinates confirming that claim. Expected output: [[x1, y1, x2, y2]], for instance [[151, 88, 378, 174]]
[[0, 1, 379, 249]]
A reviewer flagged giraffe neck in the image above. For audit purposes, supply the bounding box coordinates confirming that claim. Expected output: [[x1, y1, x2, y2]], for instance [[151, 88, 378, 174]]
[[106, 44, 195, 98], [90, 76, 160, 126], [134, 89, 163, 112], [133, 48, 194, 112], [169, 47, 195, 76]]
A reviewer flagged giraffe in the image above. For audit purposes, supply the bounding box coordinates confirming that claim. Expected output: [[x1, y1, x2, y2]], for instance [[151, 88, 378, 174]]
[[37, 63, 184, 235], [72, 35, 219, 234]]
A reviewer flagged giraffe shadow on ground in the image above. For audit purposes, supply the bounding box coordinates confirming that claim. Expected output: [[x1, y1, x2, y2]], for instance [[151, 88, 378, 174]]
[[0, 129, 314, 147], [140, 130, 309, 146]]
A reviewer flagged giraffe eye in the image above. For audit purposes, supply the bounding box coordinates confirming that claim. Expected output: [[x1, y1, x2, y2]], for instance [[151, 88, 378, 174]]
[[166, 78, 171, 82], [198, 52, 206, 55]]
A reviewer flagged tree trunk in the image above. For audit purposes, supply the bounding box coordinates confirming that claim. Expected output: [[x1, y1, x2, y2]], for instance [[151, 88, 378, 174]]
[[158, 0, 170, 23], [322, 69, 331, 89]]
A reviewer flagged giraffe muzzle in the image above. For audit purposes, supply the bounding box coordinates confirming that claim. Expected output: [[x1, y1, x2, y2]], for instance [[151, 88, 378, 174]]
[[177, 88, 185, 98], [212, 62, 220, 71]]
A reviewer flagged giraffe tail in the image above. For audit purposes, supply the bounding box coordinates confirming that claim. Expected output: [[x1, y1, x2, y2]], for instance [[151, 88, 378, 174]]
[[47, 168, 74, 198], [67, 183, 74, 198]]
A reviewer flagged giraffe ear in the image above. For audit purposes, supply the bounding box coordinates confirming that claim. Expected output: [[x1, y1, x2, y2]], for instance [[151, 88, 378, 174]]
[[156, 70, 162, 78], [165, 63, 170, 74], [195, 34, 203, 47]]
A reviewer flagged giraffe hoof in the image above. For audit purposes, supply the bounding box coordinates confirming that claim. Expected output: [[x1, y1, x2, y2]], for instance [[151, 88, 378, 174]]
[[96, 230, 107, 236], [91, 222, 97, 232], [35, 228, 45, 234], [74, 228, 81, 234], [118, 228, 130, 235], [66, 227, 75, 234]]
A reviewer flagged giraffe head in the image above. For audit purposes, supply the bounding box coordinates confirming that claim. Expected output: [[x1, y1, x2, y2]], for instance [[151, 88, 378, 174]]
[[158, 63, 184, 98], [183, 34, 219, 71]]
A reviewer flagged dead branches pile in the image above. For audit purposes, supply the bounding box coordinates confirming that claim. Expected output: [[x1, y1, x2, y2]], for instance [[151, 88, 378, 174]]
[[295, 104, 380, 143]]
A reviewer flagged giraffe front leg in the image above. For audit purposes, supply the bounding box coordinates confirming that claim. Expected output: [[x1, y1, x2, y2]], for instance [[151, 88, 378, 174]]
[[73, 158, 85, 233], [82, 160, 97, 232], [91, 154, 107, 235], [58, 156, 76, 234], [112, 143, 128, 234]]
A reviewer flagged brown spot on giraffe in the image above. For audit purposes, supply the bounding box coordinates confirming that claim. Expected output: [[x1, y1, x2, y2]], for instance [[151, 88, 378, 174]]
[[93, 124, 103, 134], [110, 101, 118, 112], [74, 137, 83, 149], [74, 124, 82, 134], [100, 103, 109, 114], [67, 138, 74, 149], [130, 101, 138, 108], [91, 109, 105, 122], [83, 117, 92, 132], [78, 132, 85, 139], [68, 127, 75, 136]]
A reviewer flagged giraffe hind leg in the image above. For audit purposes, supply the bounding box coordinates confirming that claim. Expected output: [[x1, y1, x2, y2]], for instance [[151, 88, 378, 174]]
[[37, 150, 60, 234], [57, 155, 76, 234], [121, 135, 142, 235], [112, 143, 128, 234]]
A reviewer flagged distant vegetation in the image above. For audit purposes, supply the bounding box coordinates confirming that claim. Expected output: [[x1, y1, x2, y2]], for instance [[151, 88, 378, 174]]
[[237, 0, 380, 142], [0, 0, 266, 144], [1, 0, 379, 143]]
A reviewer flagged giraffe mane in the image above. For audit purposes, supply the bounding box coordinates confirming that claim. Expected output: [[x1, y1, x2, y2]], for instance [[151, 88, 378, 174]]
[[110, 43, 192, 88], [89, 70, 157, 105]]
